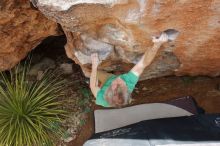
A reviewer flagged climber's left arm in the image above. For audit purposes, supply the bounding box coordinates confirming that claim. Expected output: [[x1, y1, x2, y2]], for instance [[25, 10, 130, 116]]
[[131, 33, 168, 77]]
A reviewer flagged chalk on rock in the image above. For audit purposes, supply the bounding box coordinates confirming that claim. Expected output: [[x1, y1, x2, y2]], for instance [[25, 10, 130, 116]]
[[74, 34, 113, 65], [164, 29, 180, 41]]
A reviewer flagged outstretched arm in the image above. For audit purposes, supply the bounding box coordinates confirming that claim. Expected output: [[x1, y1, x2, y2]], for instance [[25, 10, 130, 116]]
[[90, 53, 100, 98], [131, 33, 168, 77]]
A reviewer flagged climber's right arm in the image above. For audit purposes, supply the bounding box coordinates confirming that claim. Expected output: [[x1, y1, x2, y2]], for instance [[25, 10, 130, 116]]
[[90, 53, 100, 98], [131, 33, 168, 77]]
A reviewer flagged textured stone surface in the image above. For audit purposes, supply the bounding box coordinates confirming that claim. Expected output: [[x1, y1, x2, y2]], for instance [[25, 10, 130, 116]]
[[0, 0, 60, 71], [36, 0, 220, 79]]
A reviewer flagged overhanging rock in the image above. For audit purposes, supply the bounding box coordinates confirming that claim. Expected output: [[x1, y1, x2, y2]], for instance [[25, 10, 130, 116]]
[[35, 0, 220, 80]]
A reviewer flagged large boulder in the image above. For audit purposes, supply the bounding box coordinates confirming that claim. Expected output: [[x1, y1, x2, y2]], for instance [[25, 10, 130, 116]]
[[35, 0, 220, 79], [0, 0, 60, 71]]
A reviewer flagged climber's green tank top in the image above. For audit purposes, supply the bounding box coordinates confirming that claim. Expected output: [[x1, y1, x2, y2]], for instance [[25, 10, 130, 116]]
[[96, 71, 139, 107]]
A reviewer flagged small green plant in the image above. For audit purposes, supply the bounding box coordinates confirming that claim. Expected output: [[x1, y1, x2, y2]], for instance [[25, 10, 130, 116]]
[[80, 88, 91, 98], [0, 63, 66, 146], [79, 119, 86, 126]]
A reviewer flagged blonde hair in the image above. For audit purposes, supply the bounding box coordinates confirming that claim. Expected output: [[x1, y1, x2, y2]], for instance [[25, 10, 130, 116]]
[[105, 84, 131, 107]]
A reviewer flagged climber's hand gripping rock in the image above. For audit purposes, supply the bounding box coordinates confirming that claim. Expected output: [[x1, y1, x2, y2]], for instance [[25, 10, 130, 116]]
[[131, 33, 168, 77], [152, 32, 169, 45]]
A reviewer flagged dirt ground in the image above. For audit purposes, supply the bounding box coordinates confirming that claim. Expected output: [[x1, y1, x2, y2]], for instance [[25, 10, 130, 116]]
[[69, 75, 220, 146]]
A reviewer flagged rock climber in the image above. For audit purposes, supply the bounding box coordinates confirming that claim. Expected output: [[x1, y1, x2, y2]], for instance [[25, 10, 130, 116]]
[[90, 33, 168, 107]]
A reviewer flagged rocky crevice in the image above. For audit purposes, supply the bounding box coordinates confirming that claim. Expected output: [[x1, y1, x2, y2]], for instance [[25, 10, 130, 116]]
[[0, 0, 61, 71]]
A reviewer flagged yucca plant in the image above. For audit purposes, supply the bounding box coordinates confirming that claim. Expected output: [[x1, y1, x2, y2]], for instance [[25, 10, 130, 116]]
[[0, 62, 66, 146]]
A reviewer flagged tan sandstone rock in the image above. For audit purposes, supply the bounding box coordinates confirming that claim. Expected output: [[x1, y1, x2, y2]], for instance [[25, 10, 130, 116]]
[[0, 0, 60, 71], [35, 0, 220, 79]]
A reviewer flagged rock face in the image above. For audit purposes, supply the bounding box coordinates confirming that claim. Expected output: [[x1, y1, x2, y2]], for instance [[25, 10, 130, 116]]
[[35, 0, 220, 79], [0, 0, 60, 71]]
